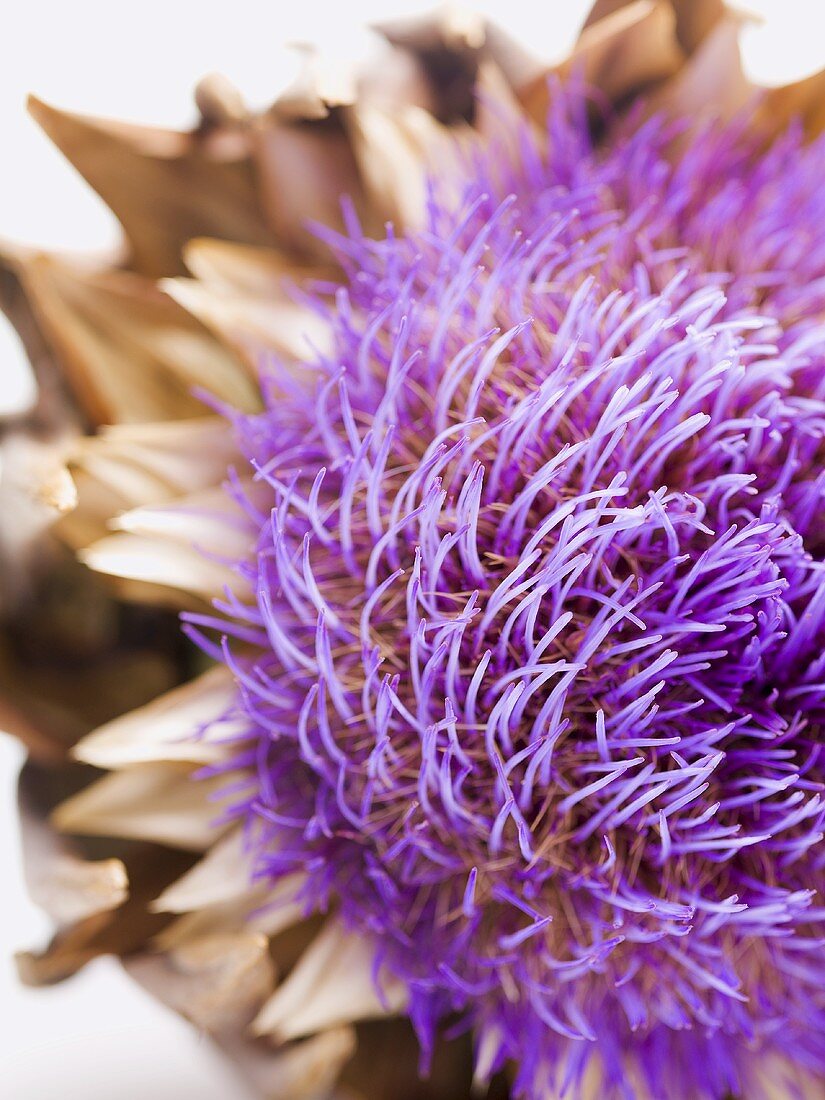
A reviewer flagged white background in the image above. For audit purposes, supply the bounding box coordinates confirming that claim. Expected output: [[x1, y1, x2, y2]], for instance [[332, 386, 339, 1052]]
[[0, 2, 822, 1097]]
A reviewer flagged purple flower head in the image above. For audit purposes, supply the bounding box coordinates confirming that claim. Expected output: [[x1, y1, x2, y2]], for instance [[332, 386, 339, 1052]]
[[196, 92, 825, 1098]]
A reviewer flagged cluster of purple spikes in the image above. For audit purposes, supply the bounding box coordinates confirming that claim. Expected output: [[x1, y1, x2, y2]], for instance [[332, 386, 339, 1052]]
[[190, 93, 825, 1098]]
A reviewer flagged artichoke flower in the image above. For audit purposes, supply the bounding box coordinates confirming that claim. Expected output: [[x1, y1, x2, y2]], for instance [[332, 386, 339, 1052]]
[[3, 4, 825, 1098]]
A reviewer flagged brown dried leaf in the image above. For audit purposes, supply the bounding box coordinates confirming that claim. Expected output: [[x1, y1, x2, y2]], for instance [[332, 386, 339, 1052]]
[[522, 0, 685, 121], [346, 102, 469, 232], [124, 931, 275, 1032], [17, 760, 196, 984], [155, 872, 307, 950], [253, 921, 408, 1041], [372, 6, 486, 123], [79, 530, 241, 604], [151, 828, 252, 913], [15, 851, 191, 986], [53, 761, 230, 851], [73, 665, 241, 770], [114, 484, 252, 560], [584, 0, 727, 52], [19, 775, 128, 925], [59, 416, 241, 548], [758, 68, 825, 139], [669, 0, 727, 53], [12, 253, 254, 425], [183, 238, 317, 295], [0, 244, 82, 435], [646, 13, 750, 122], [0, 434, 77, 576], [276, 44, 358, 121], [252, 112, 367, 259], [0, 550, 185, 759], [163, 275, 332, 370], [218, 1027, 356, 1100], [28, 95, 274, 278]]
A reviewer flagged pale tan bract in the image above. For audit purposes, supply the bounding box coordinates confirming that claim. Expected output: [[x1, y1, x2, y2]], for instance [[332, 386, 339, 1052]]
[[1, 4, 823, 1097]]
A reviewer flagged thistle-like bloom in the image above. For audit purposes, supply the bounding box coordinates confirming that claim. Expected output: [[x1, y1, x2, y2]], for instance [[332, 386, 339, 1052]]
[[5, 6, 825, 1100], [173, 95, 825, 1100]]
